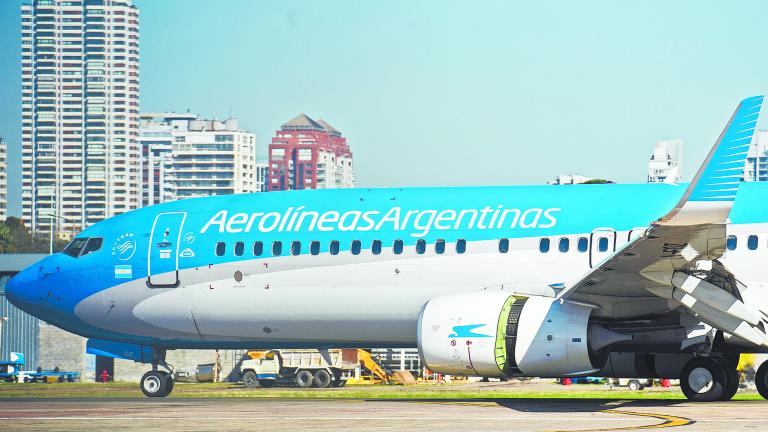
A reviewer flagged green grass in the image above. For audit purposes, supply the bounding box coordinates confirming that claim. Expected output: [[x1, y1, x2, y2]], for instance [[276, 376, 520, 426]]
[[0, 382, 764, 400]]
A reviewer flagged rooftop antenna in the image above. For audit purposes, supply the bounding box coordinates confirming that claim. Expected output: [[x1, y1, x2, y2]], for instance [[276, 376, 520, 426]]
[[228, 104, 232, 119]]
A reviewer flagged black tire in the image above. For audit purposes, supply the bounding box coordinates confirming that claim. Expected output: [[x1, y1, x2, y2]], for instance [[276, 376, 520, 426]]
[[242, 371, 261, 388], [313, 369, 332, 388], [627, 380, 643, 391], [756, 360, 768, 400], [140, 371, 171, 398], [295, 370, 314, 388], [161, 371, 174, 393], [680, 357, 726, 402], [717, 358, 739, 401]]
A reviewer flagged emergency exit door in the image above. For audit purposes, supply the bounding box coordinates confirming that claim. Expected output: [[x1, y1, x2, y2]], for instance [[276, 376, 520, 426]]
[[147, 212, 186, 288], [589, 228, 616, 268]]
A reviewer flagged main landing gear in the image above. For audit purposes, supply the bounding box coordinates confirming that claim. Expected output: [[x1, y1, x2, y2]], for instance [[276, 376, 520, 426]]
[[756, 359, 768, 400], [679, 356, 740, 402], [140, 349, 175, 398]]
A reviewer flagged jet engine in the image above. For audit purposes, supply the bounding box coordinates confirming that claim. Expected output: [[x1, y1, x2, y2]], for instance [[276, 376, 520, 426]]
[[417, 291, 628, 377]]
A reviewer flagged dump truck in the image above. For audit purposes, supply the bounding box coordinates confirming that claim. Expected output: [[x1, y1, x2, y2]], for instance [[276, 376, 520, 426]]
[[240, 349, 358, 388]]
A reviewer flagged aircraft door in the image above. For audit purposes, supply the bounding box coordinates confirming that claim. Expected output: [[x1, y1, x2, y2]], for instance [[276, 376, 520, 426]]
[[589, 228, 616, 268], [147, 212, 187, 288]]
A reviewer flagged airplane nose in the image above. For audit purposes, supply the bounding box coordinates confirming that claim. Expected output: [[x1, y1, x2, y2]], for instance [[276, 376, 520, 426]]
[[5, 267, 41, 315]]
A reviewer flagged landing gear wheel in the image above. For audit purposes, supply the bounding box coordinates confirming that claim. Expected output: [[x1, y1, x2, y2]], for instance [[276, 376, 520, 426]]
[[717, 358, 739, 401], [627, 380, 644, 391], [295, 370, 314, 388], [756, 360, 768, 400], [242, 371, 261, 388], [313, 369, 332, 388], [161, 371, 174, 393], [680, 357, 726, 402], [141, 371, 172, 397]]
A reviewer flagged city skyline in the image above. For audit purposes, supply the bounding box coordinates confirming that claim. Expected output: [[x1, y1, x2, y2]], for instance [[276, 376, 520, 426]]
[[2, 0, 768, 218], [20, 0, 141, 235]]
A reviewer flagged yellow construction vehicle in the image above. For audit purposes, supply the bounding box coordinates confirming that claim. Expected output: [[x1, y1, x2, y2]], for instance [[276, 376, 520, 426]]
[[348, 349, 390, 384]]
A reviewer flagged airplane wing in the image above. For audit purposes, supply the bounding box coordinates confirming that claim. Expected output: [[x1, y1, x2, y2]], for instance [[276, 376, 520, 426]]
[[558, 95, 768, 347]]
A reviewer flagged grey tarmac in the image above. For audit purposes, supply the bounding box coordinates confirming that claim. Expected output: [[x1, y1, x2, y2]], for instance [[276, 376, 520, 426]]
[[0, 398, 767, 432]]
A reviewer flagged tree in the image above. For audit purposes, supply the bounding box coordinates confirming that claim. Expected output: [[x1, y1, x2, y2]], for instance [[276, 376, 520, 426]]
[[0, 217, 69, 254], [0, 224, 12, 253], [581, 179, 614, 184]]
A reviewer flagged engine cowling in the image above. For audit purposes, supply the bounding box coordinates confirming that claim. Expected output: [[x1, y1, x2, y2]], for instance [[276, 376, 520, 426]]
[[417, 291, 610, 377]]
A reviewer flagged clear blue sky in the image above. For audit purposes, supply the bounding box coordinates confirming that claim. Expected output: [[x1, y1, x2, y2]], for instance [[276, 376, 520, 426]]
[[1, 1, 767, 217]]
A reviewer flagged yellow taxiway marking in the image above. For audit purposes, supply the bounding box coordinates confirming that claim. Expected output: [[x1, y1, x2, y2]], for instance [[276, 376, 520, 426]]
[[415, 400, 693, 431], [548, 409, 694, 431]]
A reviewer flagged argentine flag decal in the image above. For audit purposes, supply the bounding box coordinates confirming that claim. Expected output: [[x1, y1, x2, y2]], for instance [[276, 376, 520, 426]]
[[114, 264, 133, 279]]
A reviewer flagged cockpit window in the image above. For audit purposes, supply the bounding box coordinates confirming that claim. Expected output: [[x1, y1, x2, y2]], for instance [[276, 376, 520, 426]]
[[80, 237, 103, 257], [63, 237, 89, 258]]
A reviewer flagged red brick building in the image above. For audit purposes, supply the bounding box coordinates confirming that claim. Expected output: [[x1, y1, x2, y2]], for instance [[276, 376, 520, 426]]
[[268, 114, 354, 191]]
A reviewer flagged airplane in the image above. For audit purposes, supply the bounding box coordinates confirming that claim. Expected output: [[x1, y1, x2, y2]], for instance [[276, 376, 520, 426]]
[[6, 96, 768, 402]]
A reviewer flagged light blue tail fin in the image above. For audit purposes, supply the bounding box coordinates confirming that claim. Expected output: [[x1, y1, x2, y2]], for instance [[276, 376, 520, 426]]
[[661, 95, 763, 225]]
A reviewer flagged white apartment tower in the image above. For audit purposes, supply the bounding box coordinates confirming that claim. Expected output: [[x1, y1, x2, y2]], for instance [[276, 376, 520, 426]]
[[140, 113, 257, 204], [744, 130, 768, 182], [21, 0, 140, 237], [0, 138, 7, 222], [648, 139, 683, 183]]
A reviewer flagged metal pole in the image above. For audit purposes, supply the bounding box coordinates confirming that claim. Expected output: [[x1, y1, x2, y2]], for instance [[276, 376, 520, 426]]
[[0, 317, 7, 358]]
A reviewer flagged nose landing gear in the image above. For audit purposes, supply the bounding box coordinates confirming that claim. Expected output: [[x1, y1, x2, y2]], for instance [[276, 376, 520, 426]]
[[140, 349, 174, 398]]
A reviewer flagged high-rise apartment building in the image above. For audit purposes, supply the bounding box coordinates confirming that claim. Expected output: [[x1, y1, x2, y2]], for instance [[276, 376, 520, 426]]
[[744, 130, 768, 182], [254, 160, 268, 193], [139, 113, 257, 204], [648, 139, 683, 183], [0, 138, 7, 222], [268, 114, 354, 191], [21, 0, 140, 237]]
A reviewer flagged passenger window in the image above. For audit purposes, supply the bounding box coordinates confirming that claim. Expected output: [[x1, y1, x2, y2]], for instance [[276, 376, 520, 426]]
[[726, 235, 737, 251], [310, 241, 320, 255], [372, 240, 382, 255], [291, 241, 301, 256], [577, 237, 588, 253], [215, 242, 226, 256], [559, 238, 569, 253], [539, 238, 550, 253], [330, 240, 340, 255], [435, 239, 445, 254], [598, 237, 609, 252], [252, 241, 263, 256], [456, 239, 466, 254], [272, 241, 282, 256], [234, 241, 244, 256], [498, 238, 509, 253], [80, 237, 103, 256], [63, 237, 89, 258], [416, 239, 426, 254], [748, 235, 758, 251], [393, 239, 403, 255], [351, 240, 361, 255]]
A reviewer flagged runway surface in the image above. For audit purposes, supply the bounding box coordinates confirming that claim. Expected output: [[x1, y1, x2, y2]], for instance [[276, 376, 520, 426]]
[[0, 398, 766, 431]]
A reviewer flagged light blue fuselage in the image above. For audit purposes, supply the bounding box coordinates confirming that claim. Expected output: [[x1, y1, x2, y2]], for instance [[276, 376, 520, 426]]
[[6, 182, 768, 349]]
